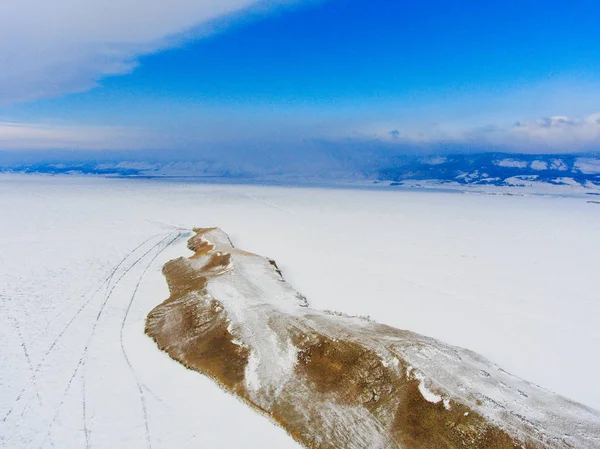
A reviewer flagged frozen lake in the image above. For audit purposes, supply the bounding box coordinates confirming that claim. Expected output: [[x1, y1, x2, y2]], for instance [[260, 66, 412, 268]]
[[1, 174, 599, 448]]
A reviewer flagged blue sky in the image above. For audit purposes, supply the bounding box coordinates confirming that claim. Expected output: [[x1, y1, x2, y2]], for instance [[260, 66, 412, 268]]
[[0, 0, 599, 154]]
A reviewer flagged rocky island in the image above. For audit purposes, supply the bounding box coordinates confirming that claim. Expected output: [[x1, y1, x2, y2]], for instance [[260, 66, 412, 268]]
[[146, 228, 600, 449]]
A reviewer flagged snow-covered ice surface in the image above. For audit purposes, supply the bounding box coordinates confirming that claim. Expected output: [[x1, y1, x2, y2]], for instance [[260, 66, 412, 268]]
[[0, 176, 301, 449], [1, 174, 599, 448]]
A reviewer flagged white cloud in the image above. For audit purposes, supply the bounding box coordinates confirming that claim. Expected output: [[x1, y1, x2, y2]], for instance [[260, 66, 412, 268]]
[[360, 113, 600, 153], [3, 112, 600, 154], [0, 0, 289, 104], [510, 114, 600, 150], [0, 121, 144, 150]]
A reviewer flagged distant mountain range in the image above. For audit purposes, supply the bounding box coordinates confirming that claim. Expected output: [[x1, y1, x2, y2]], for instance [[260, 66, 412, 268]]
[[1, 152, 599, 188], [377, 153, 600, 188]]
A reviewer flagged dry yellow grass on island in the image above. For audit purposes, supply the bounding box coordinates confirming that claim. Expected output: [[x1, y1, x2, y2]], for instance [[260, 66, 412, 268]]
[[145, 228, 600, 449]]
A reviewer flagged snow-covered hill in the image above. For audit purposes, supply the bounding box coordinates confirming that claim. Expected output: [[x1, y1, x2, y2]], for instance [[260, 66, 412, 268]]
[[378, 153, 600, 188]]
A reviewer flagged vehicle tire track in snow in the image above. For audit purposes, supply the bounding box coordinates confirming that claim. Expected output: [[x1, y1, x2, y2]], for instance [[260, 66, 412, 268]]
[[76, 232, 178, 449], [118, 232, 185, 449], [37, 232, 177, 449], [37, 356, 85, 448], [241, 193, 297, 216], [145, 220, 190, 232], [81, 369, 90, 449], [142, 385, 172, 410], [1, 233, 166, 423], [6, 314, 42, 405], [41, 233, 167, 356]]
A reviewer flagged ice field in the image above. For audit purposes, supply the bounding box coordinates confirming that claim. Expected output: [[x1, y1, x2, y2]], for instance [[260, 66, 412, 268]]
[[1, 174, 599, 448]]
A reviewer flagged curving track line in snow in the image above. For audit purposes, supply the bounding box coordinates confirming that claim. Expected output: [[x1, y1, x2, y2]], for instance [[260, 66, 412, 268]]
[[4, 232, 178, 449], [37, 232, 179, 448], [241, 192, 297, 216], [7, 314, 42, 405], [1, 233, 167, 424], [118, 231, 186, 449]]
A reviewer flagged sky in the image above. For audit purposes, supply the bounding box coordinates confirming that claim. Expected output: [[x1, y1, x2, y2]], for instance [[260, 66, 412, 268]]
[[0, 0, 599, 156]]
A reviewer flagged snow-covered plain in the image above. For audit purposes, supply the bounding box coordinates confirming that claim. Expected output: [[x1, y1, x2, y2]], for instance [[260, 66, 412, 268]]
[[1, 174, 599, 448]]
